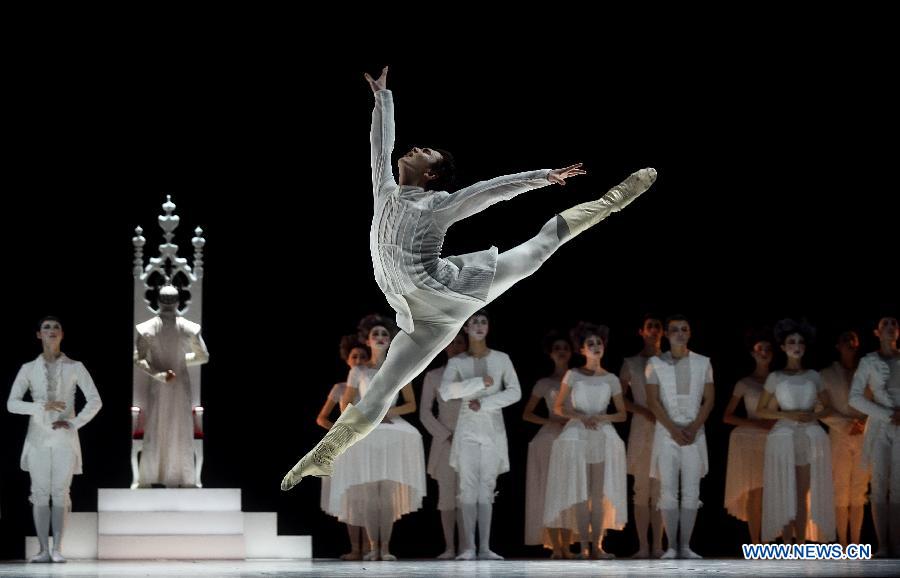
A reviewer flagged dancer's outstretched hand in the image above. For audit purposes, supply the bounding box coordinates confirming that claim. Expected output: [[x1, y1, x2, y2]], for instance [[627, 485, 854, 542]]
[[364, 66, 389, 93], [548, 163, 586, 186]]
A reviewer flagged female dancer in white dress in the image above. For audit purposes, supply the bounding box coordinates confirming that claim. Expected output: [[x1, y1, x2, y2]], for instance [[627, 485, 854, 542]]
[[523, 330, 574, 557], [544, 322, 627, 559], [330, 315, 426, 561], [723, 333, 775, 544], [315, 335, 370, 560], [757, 319, 835, 544], [620, 315, 665, 558], [281, 67, 657, 489]]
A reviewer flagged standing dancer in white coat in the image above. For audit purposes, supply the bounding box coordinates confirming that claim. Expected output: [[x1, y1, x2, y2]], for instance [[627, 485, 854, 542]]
[[7, 316, 102, 563], [849, 315, 900, 557], [439, 310, 519, 560], [281, 66, 657, 490]]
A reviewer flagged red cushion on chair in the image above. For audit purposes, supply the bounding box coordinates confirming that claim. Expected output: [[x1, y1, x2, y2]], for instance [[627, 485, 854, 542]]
[[132, 407, 143, 439], [192, 407, 204, 439]]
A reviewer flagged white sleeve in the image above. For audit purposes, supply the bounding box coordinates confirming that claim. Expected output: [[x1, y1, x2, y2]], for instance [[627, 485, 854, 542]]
[[479, 355, 522, 411], [849, 359, 892, 421], [439, 359, 485, 401], [69, 363, 102, 430], [7, 365, 40, 416]]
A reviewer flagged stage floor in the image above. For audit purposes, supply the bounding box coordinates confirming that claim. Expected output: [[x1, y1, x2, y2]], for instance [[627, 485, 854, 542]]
[[1, 559, 899, 577]]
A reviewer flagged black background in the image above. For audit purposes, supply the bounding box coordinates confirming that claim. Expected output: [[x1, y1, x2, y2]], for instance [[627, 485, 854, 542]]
[[1, 23, 897, 559]]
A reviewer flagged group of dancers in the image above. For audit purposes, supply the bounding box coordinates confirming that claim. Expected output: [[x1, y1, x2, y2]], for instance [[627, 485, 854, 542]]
[[280, 66, 899, 560], [312, 313, 900, 560]]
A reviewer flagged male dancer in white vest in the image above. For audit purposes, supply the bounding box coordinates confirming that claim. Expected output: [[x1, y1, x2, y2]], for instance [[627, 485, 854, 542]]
[[7, 316, 102, 563], [439, 311, 520, 560], [645, 314, 714, 559], [281, 66, 657, 490], [849, 315, 900, 557]]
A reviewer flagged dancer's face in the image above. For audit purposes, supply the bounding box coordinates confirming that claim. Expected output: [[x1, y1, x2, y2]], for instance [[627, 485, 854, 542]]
[[640, 318, 663, 345], [781, 333, 806, 360], [666, 320, 691, 347], [835, 332, 860, 357], [445, 333, 467, 358], [550, 339, 572, 365], [876, 317, 899, 342], [465, 315, 489, 342], [367, 326, 392, 351], [751, 340, 774, 365], [398, 147, 443, 182], [347, 346, 369, 368], [580, 335, 605, 361], [36, 320, 63, 347]]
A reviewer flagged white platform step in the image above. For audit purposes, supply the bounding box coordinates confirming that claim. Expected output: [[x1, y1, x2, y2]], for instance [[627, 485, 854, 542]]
[[28, 490, 310, 559], [98, 488, 241, 512], [99, 511, 244, 535], [243, 513, 311, 558], [26, 513, 98, 559], [98, 534, 245, 559]]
